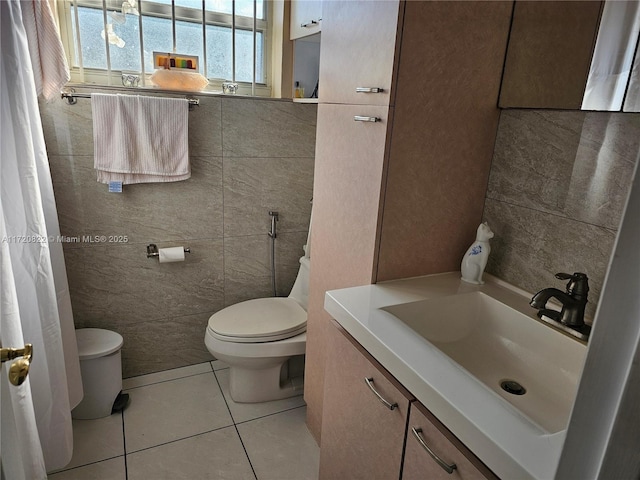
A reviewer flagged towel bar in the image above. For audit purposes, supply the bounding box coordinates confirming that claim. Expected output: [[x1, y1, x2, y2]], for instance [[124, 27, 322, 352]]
[[61, 90, 199, 108]]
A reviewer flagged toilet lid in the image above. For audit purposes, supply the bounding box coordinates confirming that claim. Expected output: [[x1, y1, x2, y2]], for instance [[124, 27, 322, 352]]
[[207, 297, 307, 343], [75, 328, 124, 360]]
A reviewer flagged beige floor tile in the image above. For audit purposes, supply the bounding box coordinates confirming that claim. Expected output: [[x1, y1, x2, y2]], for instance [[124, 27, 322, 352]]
[[123, 362, 213, 389], [211, 359, 229, 371], [215, 368, 305, 424], [52, 414, 124, 471], [124, 372, 233, 452], [126, 426, 256, 480], [237, 407, 319, 480], [48, 457, 126, 480]]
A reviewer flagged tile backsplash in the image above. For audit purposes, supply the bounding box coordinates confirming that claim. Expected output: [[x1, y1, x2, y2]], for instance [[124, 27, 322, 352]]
[[40, 92, 316, 377], [484, 109, 640, 319]]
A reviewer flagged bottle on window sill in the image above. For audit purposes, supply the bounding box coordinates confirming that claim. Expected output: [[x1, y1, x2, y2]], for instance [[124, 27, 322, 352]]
[[294, 81, 304, 98]]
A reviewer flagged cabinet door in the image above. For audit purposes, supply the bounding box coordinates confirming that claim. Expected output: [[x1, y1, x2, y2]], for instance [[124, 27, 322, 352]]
[[499, 1, 603, 109], [290, 0, 322, 40], [402, 402, 497, 480], [319, 323, 412, 480], [318, 0, 402, 106]]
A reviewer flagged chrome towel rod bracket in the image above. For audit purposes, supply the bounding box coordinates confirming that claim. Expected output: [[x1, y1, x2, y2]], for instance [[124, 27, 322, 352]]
[[61, 88, 200, 109]]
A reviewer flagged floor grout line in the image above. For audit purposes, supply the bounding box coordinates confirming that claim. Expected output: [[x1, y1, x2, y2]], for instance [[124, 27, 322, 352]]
[[50, 454, 126, 475], [123, 366, 227, 391], [123, 423, 237, 456], [121, 411, 128, 480], [233, 403, 307, 427], [212, 368, 258, 479]]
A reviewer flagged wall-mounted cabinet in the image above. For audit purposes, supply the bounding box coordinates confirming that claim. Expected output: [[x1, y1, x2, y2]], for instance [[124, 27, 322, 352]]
[[500, 1, 640, 112], [318, 0, 401, 106], [292, 33, 320, 102], [499, 1, 603, 110], [304, 0, 513, 440], [290, 0, 322, 40]]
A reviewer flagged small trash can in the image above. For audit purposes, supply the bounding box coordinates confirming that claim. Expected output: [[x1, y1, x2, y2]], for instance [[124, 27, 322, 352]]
[[72, 328, 127, 420]]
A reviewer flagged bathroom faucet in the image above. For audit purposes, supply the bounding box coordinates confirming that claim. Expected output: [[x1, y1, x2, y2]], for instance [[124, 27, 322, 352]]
[[530, 272, 591, 340]]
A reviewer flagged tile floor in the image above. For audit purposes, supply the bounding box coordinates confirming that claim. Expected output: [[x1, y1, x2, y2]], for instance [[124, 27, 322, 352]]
[[49, 361, 319, 480]]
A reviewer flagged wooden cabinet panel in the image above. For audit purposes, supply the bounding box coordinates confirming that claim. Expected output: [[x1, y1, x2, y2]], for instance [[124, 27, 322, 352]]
[[318, 0, 402, 106], [402, 402, 497, 480], [499, 1, 603, 109], [319, 323, 412, 480], [290, 0, 322, 40]]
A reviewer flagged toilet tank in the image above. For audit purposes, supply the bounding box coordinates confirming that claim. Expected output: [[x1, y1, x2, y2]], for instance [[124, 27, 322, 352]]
[[288, 256, 310, 311]]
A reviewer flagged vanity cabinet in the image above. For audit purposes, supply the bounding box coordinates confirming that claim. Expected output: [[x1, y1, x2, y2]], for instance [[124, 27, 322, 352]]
[[290, 0, 322, 40], [499, 1, 603, 109], [320, 321, 496, 480], [319, 322, 412, 479], [403, 402, 497, 480]]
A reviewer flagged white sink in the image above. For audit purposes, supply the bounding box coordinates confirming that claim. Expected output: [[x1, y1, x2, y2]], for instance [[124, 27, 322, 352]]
[[324, 272, 589, 479], [382, 291, 585, 433]]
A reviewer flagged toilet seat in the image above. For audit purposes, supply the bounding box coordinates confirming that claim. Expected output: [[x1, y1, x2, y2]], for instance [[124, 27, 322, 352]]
[[207, 297, 307, 343]]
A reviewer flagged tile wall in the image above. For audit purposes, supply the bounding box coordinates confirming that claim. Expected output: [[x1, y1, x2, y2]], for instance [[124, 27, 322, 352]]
[[40, 91, 316, 377], [484, 109, 640, 319]]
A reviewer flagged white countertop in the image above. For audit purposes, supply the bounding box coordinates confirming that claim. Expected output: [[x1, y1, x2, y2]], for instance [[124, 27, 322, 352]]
[[324, 272, 586, 480]]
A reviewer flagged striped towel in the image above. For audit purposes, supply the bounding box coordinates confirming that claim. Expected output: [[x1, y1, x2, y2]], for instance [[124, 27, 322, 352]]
[[91, 93, 190, 184], [21, 0, 71, 101]]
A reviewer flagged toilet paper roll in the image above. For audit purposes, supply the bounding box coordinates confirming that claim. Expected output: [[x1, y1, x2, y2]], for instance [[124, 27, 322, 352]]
[[158, 247, 185, 263]]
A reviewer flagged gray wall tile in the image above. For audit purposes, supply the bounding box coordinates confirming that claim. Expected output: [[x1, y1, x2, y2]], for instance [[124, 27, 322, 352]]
[[41, 95, 94, 156], [224, 232, 308, 306], [483, 199, 615, 319], [223, 156, 314, 237], [43, 95, 315, 377], [64, 239, 224, 325], [484, 110, 639, 320], [188, 96, 223, 157], [51, 155, 223, 244], [222, 98, 317, 157], [118, 311, 216, 378], [487, 110, 640, 230]]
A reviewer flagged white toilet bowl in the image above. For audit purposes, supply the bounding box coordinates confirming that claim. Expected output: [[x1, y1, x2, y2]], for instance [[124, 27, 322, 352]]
[[205, 256, 310, 403]]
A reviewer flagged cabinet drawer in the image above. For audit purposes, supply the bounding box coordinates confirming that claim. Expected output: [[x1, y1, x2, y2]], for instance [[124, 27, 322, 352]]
[[319, 322, 412, 480], [402, 402, 497, 480]]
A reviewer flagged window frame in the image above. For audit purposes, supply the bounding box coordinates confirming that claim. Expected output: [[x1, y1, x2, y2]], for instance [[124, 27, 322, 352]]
[[56, 0, 273, 96]]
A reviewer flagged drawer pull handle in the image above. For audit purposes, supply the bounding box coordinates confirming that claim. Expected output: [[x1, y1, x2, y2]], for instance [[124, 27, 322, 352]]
[[354, 115, 380, 123], [364, 377, 397, 410], [301, 19, 319, 28], [356, 87, 383, 93], [411, 427, 457, 474]]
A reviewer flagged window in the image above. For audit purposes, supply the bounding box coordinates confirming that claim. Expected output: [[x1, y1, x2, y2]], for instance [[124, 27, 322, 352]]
[[58, 0, 271, 95]]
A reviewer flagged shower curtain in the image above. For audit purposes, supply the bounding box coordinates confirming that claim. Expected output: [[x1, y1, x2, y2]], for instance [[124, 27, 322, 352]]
[[1, 1, 82, 478]]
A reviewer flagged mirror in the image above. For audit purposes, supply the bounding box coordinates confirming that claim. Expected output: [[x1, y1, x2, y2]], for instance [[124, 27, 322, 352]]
[[582, 1, 640, 111], [499, 0, 640, 112]]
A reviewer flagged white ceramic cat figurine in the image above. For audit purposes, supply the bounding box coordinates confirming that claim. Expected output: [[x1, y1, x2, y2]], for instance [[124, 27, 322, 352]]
[[461, 222, 494, 285]]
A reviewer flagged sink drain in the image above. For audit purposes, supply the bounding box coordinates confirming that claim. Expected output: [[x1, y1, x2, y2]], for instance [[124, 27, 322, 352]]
[[500, 379, 526, 395]]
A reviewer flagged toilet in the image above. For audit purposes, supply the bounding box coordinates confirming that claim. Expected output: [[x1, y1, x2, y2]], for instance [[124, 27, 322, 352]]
[[205, 256, 310, 403]]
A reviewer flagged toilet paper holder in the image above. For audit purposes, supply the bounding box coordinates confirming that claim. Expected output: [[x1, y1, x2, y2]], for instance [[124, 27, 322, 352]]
[[146, 244, 191, 258]]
